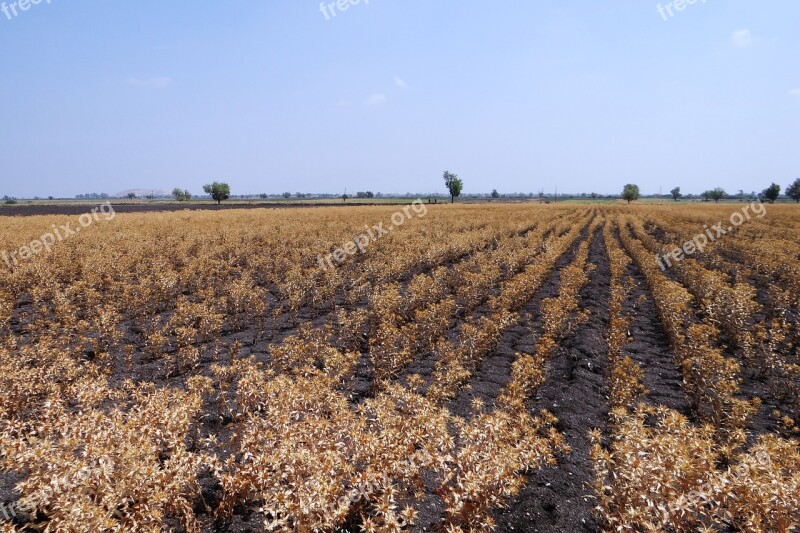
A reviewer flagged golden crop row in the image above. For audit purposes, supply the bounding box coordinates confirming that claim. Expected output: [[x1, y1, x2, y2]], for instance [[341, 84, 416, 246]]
[[594, 211, 800, 531], [637, 208, 800, 432]]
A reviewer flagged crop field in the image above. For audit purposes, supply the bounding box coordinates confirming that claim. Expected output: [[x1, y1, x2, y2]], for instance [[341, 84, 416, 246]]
[[0, 203, 798, 532]]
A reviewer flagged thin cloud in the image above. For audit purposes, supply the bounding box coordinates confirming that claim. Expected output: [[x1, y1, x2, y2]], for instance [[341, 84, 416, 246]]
[[394, 76, 409, 89], [732, 29, 753, 48], [126, 76, 173, 88], [789, 88, 800, 98], [364, 93, 387, 106]]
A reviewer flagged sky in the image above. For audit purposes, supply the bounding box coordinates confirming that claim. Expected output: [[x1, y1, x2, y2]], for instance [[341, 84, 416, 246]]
[[1, 0, 799, 198]]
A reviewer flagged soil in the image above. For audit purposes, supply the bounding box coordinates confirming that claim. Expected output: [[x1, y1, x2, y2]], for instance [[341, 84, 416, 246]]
[[617, 240, 690, 415], [0, 202, 379, 218], [491, 225, 610, 533]]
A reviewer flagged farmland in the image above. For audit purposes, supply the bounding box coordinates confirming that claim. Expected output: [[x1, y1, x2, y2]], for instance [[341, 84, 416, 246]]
[[0, 203, 798, 532]]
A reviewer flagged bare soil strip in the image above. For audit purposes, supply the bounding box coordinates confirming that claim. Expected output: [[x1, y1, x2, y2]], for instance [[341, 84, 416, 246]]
[[614, 232, 690, 415], [445, 226, 588, 420], [493, 226, 609, 533]]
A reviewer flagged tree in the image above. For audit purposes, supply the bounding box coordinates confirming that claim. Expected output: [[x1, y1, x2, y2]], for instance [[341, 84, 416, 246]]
[[622, 184, 640, 204], [763, 182, 781, 204], [670, 187, 682, 201], [709, 188, 726, 203], [591, 192, 598, 199], [282, 192, 292, 199], [126, 192, 137, 200], [342, 193, 349, 202], [443, 171, 463, 203], [787, 178, 800, 203], [203, 182, 231, 204], [172, 188, 191, 201], [491, 189, 500, 198]]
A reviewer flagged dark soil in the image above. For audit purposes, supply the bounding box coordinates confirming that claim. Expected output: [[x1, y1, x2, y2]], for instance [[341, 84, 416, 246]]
[[402, 220, 592, 532], [446, 225, 586, 420], [617, 241, 690, 415], [493, 225, 610, 533], [0, 202, 382, 217]]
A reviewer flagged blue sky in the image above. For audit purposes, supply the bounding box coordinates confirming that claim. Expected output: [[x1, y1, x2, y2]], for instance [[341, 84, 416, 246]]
[[1, 0, 798, 198]]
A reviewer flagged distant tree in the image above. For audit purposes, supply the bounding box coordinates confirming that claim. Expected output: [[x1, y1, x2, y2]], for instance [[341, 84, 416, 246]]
[[709, 188, 726, 203], [356, 192, 368, 199], [670, 187, 682, 201], [259, 193, 268, 199], [282, 192, 292, 199], [787, 178, 800, 203], [443, 171, 463, 204], [296, 192, 307, 199], [48, 196, 54, 201], [342, 193, 349, 202], [172, 188, 192, 201], [591, 192, 598, 199], [763, 182, 781, 204], [491, 189, 500, 198], [365, 191, 374, 198], [622, 184, 640, 204], [203, 182, 231, 204], [126, 192, 137, 200]]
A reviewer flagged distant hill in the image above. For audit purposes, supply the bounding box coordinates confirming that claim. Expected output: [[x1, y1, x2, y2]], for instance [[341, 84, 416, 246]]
[[114, 189, 171, 198]]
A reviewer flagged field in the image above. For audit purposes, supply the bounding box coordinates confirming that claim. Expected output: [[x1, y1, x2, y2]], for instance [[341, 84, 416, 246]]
[[0, 203, 798, 532]]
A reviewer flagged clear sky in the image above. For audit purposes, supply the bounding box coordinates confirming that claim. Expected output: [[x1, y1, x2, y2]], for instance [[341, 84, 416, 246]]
[[1, 1, 798, 198]]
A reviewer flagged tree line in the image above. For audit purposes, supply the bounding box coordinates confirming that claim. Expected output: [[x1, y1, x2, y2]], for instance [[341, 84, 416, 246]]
[[623, 179, 800, 204]]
